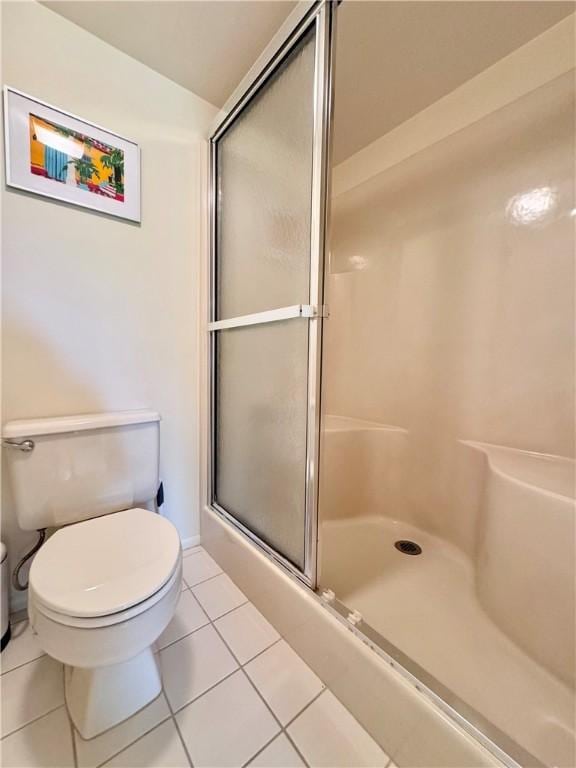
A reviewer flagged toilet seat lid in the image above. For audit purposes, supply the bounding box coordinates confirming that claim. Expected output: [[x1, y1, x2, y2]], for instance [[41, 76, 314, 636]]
[[29, 508, 181, 618]]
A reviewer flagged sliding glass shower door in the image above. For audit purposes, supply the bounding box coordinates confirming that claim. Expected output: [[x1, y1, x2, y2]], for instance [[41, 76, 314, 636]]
[[208, 2, 334, 584]]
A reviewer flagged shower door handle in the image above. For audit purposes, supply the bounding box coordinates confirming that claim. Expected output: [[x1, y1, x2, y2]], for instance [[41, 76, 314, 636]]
[[208, 304, 327, 331]]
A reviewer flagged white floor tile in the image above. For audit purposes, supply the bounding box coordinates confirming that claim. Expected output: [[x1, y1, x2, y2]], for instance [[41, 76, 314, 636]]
[[1, 621, 45, 675], [74, 692, 171, 768], [1, 655, 64, 737], [176, 670, 279, 767], [102, 720, 190, 768], [245, 640, 324, 725], [0, 706, 74, 768], [288, 690, 389, 767], [182, 549, 222, 587], [215, 603, 280, 664], [249, 734, 306, 767], [192, 573, 247, 620], [159, 624, 238, 711], [156, 591, 209, 650], [182, 546, 202, 557]]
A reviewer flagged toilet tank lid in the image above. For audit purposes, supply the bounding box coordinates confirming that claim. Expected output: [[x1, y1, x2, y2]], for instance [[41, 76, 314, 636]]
[[2, 410, 161, 438]]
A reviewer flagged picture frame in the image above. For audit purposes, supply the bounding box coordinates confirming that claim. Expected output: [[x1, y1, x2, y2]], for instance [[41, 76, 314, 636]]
[[3, 86, 141, 223]]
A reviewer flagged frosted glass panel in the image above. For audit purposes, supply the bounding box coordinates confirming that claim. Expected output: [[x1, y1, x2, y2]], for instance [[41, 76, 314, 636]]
[[215, 321, 309, 568], [216, 29, 316, 319]]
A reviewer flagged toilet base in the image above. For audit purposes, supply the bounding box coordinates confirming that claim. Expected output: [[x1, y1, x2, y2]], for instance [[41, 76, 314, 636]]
[[65, 647, 162, 739]]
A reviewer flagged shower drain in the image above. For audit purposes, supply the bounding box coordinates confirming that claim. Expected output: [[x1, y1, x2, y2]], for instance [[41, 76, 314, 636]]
[[394, 540, 422, 556]]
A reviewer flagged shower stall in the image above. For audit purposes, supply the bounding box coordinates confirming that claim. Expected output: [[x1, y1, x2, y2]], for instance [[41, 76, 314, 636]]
[[205, 2, 575, 766]]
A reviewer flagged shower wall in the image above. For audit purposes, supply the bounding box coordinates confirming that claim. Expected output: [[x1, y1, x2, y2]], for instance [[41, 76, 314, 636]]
[[322, 68, 575, 557]]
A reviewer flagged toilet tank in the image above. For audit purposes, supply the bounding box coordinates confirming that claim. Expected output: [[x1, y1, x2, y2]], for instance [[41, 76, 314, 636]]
[[2, 410, 160, 531]]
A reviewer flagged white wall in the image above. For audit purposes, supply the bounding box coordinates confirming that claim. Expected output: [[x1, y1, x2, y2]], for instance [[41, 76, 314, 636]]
[[1, 1, 218, 607], [322, 19, 575, 555]]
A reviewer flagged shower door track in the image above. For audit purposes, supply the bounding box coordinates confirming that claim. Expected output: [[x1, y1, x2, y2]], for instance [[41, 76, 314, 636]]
[[323, 593, 541, 768]]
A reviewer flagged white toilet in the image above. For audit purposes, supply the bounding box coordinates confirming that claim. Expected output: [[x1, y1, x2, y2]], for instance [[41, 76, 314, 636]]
[[2, 410, 182, 738]]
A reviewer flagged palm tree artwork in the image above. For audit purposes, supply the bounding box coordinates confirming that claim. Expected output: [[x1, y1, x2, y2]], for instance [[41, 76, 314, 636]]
[[69, 156, 101, 186], [62, 140, 100, 189], [29, 112, 132, 210], [100, 148, 125, 196]]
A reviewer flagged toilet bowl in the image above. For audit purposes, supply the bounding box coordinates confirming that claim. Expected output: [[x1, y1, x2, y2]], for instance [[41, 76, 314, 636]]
[[2, 410, 179, 738], [28, 507, 182, 738]]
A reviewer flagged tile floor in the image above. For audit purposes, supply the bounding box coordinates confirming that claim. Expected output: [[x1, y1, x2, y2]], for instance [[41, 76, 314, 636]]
[[0, 546, 393, 768]]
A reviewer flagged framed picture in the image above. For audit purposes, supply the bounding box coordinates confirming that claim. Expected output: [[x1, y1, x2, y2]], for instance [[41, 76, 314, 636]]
[[3, 86, 140, 222]]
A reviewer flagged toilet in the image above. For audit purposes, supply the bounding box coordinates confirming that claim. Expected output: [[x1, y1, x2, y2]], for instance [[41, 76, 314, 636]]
[[2, 410, 182, 738]]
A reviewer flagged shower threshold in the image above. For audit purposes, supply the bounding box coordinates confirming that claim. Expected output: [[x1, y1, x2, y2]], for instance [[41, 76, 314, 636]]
[[320, 515, 574, 768]]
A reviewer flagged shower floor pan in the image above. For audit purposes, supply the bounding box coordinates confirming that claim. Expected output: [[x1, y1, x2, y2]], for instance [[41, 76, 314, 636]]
[[320, 515, 574, 768]]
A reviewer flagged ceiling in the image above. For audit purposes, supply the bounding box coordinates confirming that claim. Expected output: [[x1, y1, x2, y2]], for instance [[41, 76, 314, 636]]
[[43, 0, 574, 162], [42, 1, 296, 108], [333, 1, 575, 162]]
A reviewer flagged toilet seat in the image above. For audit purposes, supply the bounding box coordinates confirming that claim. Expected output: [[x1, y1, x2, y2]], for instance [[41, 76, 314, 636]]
[[29, 508, 181, 621], [30, 561, 181, 628]]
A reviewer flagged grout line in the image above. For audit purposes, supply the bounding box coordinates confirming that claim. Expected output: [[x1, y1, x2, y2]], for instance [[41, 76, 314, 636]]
[[238, 667, 311, 768], [171, 711, 195, 768], [213, 603, 322, 756], [183, 569, 224, 590], [1, 702, 65, 741], [208, 607, 281, 669], [210, 611, 310, 767], [60, 664, 79, 768], [67, 710, 79, 768], [179, 571, 317, 767], [193, 571, 350, 768], [155, 596, 254, 655], [208, 619, 286, 766], [211, 619, 280, 677], [240, 731, 282, 768], [0, 650, 46, 677], [156, 589, 250, 655], [238, 668, 284, 744], [282, 688, 326, 730], [1, 641, 49, 679], [182, 547, 202, 559], [284, 729, 310, 767], [155, 618, 211, 653], [203, 598, 249, 622], [89, 703, 172, 767], [242, 635, 283, 665], [90, 713, 175, 768], [162, 604, 299, 765], [171, 666, 240, 716], [162, 686, 194, 768], [75, 691, 174, 767]]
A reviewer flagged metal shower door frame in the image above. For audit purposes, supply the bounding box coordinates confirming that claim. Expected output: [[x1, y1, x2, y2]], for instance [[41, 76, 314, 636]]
[[207, 0, 336, 588]]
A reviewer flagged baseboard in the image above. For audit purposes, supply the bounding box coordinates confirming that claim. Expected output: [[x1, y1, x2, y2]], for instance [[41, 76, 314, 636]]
[[181, 535, 201, 551]]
